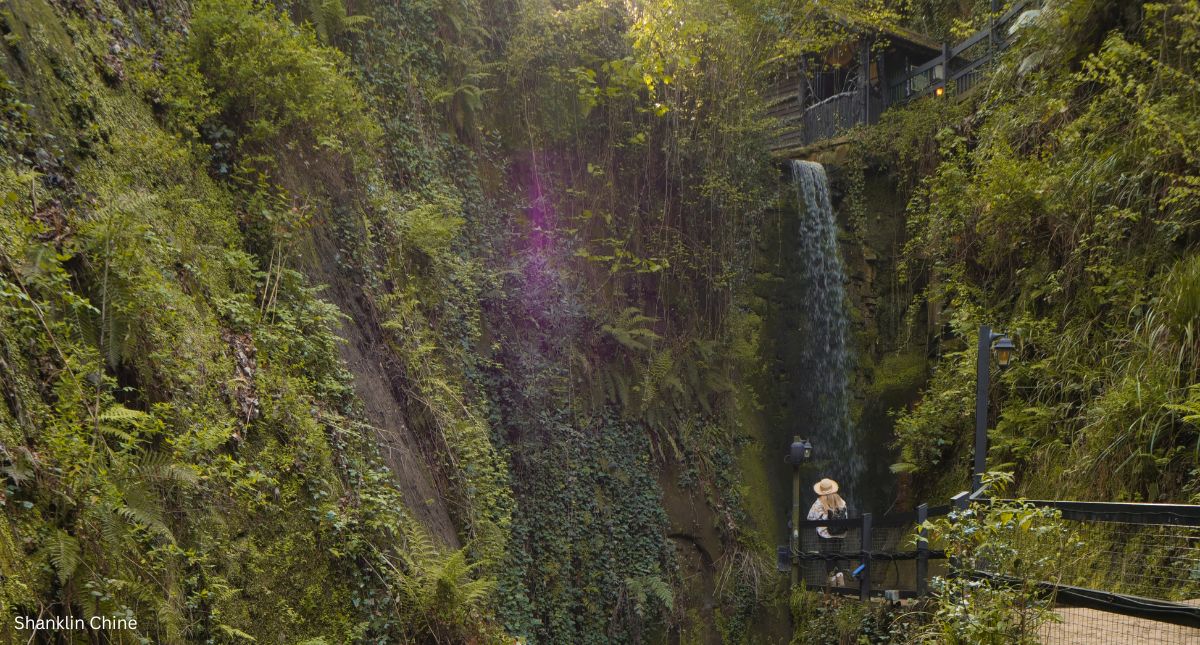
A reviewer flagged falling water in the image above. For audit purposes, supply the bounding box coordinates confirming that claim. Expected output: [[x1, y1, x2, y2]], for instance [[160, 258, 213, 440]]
[[790, 159, 862, 505]]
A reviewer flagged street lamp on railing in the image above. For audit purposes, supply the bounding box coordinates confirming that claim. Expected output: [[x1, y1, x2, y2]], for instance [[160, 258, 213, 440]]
[[785, 436, 813, 587], [992, 334, 1016, 369], [973, 325, 1016, 492]]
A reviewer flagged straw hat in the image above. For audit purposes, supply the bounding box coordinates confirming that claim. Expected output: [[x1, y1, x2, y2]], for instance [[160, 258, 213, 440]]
[[813, 478, 839, 496]]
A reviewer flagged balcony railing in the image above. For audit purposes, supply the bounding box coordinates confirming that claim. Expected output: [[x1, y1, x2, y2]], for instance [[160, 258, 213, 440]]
[[771, 0, 1040, 151]]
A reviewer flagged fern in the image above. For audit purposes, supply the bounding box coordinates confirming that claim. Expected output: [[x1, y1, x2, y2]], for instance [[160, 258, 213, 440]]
[[306, 0, 372, 43], [393, 523, 495, 636], [623, 575, 673, 618], [217, 624, 258, 642], [98, 404, 148, 447], [103, 300, 131, 369], [117, 482, 175, 542], [610, 370, 630, 408], [640, 349, 673, 405], [99, 404, 148, 423], [98, 504, 130, 549], [98, 424, 134, 444], [95, 269, 135, 369], [601, 307, 660, 352], [45, 530, 82, 585], [137, 451, 199, 486]]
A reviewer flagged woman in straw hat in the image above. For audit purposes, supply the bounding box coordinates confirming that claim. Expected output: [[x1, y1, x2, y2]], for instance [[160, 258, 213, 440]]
[[807, 478, 848, 537], [807, 478, 848, 585]]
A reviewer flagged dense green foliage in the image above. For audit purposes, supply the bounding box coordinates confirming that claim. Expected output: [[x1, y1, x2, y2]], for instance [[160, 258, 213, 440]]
[[881, 0, 1200, 505], [789, 589, 916, 644], [0, 0, 786, 641], [3, 0, 1198, 641], [0, 0, 515, 640]]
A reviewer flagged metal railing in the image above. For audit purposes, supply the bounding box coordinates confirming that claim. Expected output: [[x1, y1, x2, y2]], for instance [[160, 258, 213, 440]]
[[801, 91, 864, 147], [790, 503, 952, 600], [771, 0, 1041, 150], [887, 0, 1035, 103], [787, 494, 1200, 642]]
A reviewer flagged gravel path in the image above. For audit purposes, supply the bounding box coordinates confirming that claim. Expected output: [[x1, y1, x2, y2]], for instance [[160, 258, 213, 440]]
[[1039, 602, 1200, 644]]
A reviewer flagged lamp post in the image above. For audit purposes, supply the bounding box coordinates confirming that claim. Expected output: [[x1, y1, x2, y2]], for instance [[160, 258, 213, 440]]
[[785, 436, 813, 587], [973, 325, 1015, 493]]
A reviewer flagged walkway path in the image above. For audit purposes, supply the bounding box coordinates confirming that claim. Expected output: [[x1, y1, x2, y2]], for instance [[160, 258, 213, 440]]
[[1040, 601, 1200, 644]]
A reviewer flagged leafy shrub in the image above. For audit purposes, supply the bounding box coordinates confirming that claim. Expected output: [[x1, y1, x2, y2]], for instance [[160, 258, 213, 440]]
[[916, 474, 1080, 644], [789, 586, 917, 645], [186, 0, 378, 159]]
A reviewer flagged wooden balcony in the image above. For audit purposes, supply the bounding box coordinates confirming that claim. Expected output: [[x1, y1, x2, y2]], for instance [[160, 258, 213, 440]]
[[770, 0, 1039, 154]]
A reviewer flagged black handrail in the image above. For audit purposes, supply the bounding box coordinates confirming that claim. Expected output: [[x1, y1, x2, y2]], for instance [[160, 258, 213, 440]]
[[796, 497, 1200, 530], [772, 1, 1044, 149], [994, 498, 1200, 526], [949, 27, 991, 59], [792, 549, 947, 561], [791, 491, 1200, 636], [888, 0, 1037, 103], [793, 503, 952, 529], [969, 570, 1200, 629]]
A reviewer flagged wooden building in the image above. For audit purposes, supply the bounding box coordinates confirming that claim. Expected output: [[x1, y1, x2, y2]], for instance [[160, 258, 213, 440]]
[[768, 0, 1041, 152]]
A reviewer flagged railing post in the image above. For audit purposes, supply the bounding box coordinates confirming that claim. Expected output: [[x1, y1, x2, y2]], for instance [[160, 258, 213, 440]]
[[989, 0, 1000, 54], [860, 513, 872, 601], [952, 491, 970, 512], [916, 503, 929, 597], [790, 440, 802, 589], [859, 39, 871, 125], [797, 56, 808, 109], [878, 50, 889, 110], [973, 325, 992, 493], [949, 492, 970, 579], [940, 42, 951, 92]]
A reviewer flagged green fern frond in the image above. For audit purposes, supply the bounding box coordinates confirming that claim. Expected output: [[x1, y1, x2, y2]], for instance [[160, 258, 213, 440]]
[[392, 522, 495, 631], [624, 575, 673, 618], [137, 452, 199, 486], [602, 307, 660, 352], [217, 624, 258, 642], [45, 530, 82, 585], [306, 0, 372, 42], [612, 370, 630, 407], [115, 504, 175, 542], [99, 404, 149, 423], [98, 424, 135, 444], [98, 505, 129, 548], [340, 14, 373, 30], [97, 405, 149, 447], [118, 483, 176, 542], [103, 307, 131, 369]]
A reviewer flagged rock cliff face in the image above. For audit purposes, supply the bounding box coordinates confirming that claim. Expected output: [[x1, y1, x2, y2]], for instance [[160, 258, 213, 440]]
[[0, 0, 788, 640]]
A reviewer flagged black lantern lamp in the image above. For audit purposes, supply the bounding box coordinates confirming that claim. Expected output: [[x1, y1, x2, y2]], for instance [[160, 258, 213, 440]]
[[992, 335, 1016, 369], [786, 438, 813, 465]]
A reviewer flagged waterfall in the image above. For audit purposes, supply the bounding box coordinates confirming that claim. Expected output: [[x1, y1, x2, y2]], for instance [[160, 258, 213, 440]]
[[790, 160, 862, 504]]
